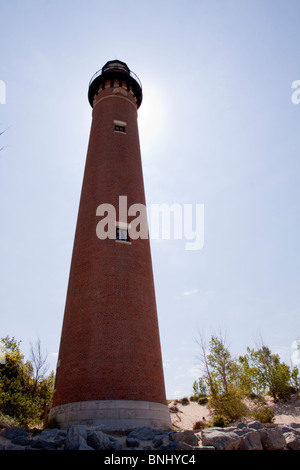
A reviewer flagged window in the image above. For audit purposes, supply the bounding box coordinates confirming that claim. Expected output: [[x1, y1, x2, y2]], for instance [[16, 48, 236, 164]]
[[116, 227, 129, 242], [114, 124, 126, 133], [115, 221, 131, 244], [114, 120, 127, 134]]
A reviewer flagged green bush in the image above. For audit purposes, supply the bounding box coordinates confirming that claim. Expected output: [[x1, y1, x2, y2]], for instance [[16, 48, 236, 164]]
[[190, 395, 198, 402], [252, 405, 275, 424], [208, 389, 248, 422], [179, 397, 189, 405], [198, 397, 208, 406], [211, 414, 230, 428], [0, 336, 55, 428]]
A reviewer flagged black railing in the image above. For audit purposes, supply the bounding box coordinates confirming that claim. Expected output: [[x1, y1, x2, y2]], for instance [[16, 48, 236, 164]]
[[89, 64, 142, 91]]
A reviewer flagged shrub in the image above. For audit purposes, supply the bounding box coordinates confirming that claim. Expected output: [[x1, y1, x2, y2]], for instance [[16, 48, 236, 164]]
[[211, 414, 230, 428], [190, 395, 198, 402], [0, 336, 55, 428], [0, 411, 20, 427], [252, 405, 275, 424], [198, 397, 208, 406], [208, 389, 248, 422], [179, 397, 189, 405]]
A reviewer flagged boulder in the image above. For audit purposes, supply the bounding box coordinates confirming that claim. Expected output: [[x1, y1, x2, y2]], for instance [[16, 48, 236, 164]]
[[259, 428, 286, 450], [127, 426, 154, 440], [87, 430, 114, 450], [64, 425, 88, 450], [2, 426, 28, 440], [239, 430, 263, 450], [11, 434, 30, 447], [31, 437, 58, 450], [247, 420, 264, 431], [284, 432, 300, 450], [170, 430, 199, 446], [201, 428, 241, 450], [126, 437, 140, 448]]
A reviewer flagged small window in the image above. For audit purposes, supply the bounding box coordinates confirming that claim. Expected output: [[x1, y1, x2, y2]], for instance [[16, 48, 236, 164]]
[[114, 124, 126, 133], [116, 227, 129, 241], [115, 221, 131, 244], [114, 120, 127, 134]]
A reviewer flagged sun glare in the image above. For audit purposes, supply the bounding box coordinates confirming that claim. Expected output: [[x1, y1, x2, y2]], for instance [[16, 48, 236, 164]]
[[138, 84, 165, 153]]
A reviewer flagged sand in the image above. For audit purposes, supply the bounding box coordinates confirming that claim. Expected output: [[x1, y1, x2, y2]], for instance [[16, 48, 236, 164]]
[[169, 394, 300, 430]]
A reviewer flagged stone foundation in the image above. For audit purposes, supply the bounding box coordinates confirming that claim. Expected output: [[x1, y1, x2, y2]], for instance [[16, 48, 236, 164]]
[[49, 400, 172, 430]]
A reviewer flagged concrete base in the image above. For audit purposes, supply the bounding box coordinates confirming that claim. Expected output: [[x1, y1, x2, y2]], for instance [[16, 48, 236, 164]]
[[49, 400, 172, 430]]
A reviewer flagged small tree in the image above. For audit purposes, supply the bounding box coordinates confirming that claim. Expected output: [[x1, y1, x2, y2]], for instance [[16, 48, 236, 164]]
[[243, 345, 292, 401], [0, 336, 55, 427], [192, 376, 208, 398], [291, 366, 300, 392], [29, 337, 49, 397], [194, 333, 248, 422]]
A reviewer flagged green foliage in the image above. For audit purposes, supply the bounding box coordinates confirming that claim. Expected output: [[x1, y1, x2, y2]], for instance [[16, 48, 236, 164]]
[[208, 386, 248, 422], [239, 346, 293, 401], [193, 333, 300, 424], [291, 366, 300, 391], [0, 336, 55, 427], [198, 396, 208, 405], [192, 377, 208, 399], [211, 414, 231, 428], [179, 397, 189, 405], [252, 405, 275, 424]]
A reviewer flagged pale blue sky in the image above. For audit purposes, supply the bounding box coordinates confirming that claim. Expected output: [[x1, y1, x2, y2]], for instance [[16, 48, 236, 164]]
[[0, 0, 300, 398]]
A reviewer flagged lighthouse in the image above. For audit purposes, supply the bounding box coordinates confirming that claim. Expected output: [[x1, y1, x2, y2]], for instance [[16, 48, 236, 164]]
[[49, 60, 171, 430]]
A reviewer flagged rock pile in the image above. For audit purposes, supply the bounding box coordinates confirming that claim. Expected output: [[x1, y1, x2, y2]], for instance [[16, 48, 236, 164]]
[[0, 422, 300, 450]]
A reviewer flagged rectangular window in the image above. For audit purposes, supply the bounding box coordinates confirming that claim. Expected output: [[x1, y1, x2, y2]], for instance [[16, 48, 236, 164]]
[[116, 227, 129, 241], [114, 124, 126, 133], [114, 120, 127, 134], [115, 221, 131, 244]]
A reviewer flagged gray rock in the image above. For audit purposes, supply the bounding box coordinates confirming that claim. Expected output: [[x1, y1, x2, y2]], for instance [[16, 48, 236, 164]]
[[247, 420, 265, 430], [201, 428, 241, 450], [11, 435, 30, 446], [111, 441, 122, 450], [38, 428, 60, 439], [3, 426, 27, 440], [31, 437, 58, 450], [152, 436, 163, 448], [87, 430, 114, 450], [284, 432, 300, 450], [177, 441, 201, 450], [127, 426, 154, 440], [239, 430, 263, 450], [126, 437, 140, 448], [4, 443, 26, 450], [78, 442, 94, 450], [160, 441, 179, 450], [153, 428, 164, 435], [170, 430, 199, 446], [259, 427, 286, 450], [280, 425, 300, 437], [236, 422, 248, 429], [64, 425, 88, 450]]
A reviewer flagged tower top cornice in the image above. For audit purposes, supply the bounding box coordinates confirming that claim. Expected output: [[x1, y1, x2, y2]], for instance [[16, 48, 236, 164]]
[[88, 59, 143, 109]]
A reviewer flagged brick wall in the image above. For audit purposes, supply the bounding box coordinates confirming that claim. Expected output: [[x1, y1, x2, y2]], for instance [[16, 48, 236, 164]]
[[52, 75, 167, 407]]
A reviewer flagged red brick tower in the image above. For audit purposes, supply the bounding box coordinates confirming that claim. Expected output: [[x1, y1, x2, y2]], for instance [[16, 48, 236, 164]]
[[50, 60, 171, 430]]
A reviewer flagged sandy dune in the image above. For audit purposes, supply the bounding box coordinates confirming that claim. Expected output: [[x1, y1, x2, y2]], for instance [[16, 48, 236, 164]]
[[169, 394, 300, 430]]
